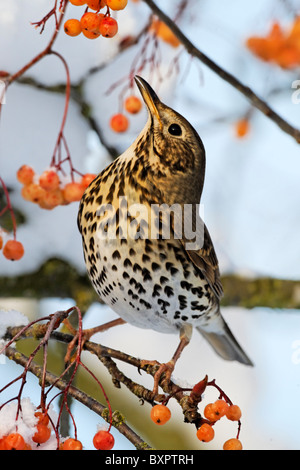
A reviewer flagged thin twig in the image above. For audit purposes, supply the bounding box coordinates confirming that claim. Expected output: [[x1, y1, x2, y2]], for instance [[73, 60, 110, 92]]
[[3, 346, 153, 450], [4, 325, 203, 426], [0, 177, 18, 239], [6, 1, 67, 86]]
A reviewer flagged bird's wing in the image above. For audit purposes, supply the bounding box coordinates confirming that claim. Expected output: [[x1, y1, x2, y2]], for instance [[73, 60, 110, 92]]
[[171, 205, 223, 300]]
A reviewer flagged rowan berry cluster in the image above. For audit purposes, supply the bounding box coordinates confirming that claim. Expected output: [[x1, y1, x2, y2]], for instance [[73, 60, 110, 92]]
[[197, 400, 242, 450], [110, 94, 143, 132], [149, 377, 243, 451], [0, 407, 53, 450], [0, 429, 114, 451], [247, 17, 300, 69], [0, 403, 115, 450], [16, 165, 96, 209], [0, 309, 116, 451], [64, 0, 128, 40]]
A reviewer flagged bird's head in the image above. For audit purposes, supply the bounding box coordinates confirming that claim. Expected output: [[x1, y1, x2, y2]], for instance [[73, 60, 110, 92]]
[[134, 76, 206, 204]]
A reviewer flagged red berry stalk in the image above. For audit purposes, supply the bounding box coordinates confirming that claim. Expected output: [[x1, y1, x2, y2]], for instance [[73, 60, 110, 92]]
[[0, 176, 17, 240], [0, 176, 24, 260]]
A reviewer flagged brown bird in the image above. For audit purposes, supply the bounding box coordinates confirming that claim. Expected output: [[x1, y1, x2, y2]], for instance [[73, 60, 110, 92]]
[[77, 76, 253, 394]]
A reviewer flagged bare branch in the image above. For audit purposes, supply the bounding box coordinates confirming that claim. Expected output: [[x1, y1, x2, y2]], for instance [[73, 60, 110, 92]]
[[3, 345, 153, 450], [141, 0, 300, 144], [5, 324, 203, 427], [7, 1, 68, 86]]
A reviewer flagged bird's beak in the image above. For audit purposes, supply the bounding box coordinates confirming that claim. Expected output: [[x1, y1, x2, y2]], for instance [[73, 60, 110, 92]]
[[134, 76, 163, 129]]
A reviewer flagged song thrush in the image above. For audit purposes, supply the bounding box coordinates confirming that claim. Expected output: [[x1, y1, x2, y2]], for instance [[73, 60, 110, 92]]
[[78, 76, 252, 393]]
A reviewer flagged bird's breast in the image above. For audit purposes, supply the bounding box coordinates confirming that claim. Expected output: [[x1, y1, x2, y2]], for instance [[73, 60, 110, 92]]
[[78, 154, 216, 334]]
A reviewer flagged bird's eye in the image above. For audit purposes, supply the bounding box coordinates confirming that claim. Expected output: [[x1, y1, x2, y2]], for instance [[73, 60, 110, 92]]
[[168, 123, 182, 136]]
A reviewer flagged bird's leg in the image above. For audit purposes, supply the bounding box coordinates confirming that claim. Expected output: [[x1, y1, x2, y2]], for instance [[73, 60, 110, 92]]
[[141, 324, 193, 396], [63, 317, 126, 363]]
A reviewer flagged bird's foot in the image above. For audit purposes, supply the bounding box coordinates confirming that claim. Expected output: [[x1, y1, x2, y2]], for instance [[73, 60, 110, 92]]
[[140, 359, 175, 397], [63, 318, 126, 364], [140, 325, 192, 397]]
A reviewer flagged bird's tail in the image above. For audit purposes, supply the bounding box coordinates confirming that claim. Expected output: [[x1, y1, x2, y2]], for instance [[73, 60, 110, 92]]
[[196, 312, 253, 366]]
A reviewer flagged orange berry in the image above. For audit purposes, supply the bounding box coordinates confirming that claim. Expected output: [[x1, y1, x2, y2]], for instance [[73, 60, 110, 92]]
[[82, 29, 101, 39], [203, 401, 228, 422], [3, 433, 26, 450], [268, 21, 284, 40], [39, 188, 64, 210], [86, 0, 107, 10], [106, 0, 128, 10], [63, 182, 85, 203], [124, 95, 142, 114], [35, 411, 50, 426], [276, 46, 300, 69], [226, 405, 242, 421], [64, 19, 82, 36], [93, 430, 115, 450], [215, 399, 229, 416], [223, 438, 243, 450], [0, 437, 8, 450], [150, 404, 171, 425], [21, 183, 47, 204], [99, 16, 118, 38], [69, 0, 86, 5], [289, 16, 300, 40], [16, 165, 35, 185], [32, 424, 51, 444], [246, 37, 271, 61], [81, 173, 97, 188], [151, 20, 180, 48], [0, 235, 3, 250], [203, 403, 218, 422], [39, 170, 60, 191], [61, 438, 83, 450], [196, 423, 215, 442], [110, 113, 129, 132], [235, 118, 250, 138], [3, 240, 24, 261], [80, 12, 102, 32]]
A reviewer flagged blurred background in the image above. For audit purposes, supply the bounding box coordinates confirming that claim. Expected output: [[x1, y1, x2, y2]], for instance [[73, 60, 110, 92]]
[[1, 0, 300, 450]]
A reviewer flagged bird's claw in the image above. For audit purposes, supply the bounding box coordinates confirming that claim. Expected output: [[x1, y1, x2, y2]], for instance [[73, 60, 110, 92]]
[[63, 318, 126, 364], [140, 359, 175, 397]]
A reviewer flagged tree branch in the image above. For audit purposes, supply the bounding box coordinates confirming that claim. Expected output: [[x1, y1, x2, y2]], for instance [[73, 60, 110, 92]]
[[0, 258, 298, 310], [3, 344, 153, 450], [141, 0, 300, 144], [4, 324, 203, 427], [13, 75, 119, 159]]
